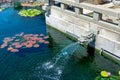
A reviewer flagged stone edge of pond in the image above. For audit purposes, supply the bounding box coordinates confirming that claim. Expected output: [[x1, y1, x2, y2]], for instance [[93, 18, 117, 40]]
[[46, 24, 120, 65], [46, 24, 78, 42]]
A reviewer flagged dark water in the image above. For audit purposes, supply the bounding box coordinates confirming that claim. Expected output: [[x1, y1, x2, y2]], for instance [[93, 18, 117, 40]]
[[0, 8, 120, 80]]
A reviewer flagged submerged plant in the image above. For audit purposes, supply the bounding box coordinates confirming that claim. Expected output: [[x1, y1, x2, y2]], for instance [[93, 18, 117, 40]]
[[95, 71, 120, 80], [18, 9, 41, 17]]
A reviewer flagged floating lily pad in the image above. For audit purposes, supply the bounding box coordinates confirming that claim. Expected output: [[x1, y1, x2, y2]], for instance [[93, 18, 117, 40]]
[[18, 9, 41, 17], [100, 71, 109, 77], [0, 8, 3, 12], [0, 32, 49, 53], [95, 71, 120, 80], [118, 71, 120, 75]]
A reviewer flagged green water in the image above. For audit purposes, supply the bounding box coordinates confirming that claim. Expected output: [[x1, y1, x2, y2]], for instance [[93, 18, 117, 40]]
[[47, 26, 120, 80]]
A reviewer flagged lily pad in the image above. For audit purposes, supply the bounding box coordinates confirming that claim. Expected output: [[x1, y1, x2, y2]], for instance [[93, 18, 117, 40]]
[[95, 71, 120, 80], [0, 8, 3, 12], [100, 71, 109, 77], [18, 9, 41, 17], [118, 71, 120, 75]]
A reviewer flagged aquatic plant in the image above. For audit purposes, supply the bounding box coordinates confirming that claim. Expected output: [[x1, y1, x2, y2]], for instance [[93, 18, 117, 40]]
[[100, 71, 109, 77], [95, 71, 120, 80], [119, 71, 120, 75], [18, 9, 41, 17], [0, 8, 3, 12], [0, 32, 49, 53]]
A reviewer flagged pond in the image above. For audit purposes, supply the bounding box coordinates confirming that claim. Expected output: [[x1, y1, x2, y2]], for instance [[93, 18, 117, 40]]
[[0, 8, 120, 80]]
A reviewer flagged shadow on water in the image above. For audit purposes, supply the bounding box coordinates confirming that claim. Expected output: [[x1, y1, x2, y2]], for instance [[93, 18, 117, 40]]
[[87, 38, 96, 56], [47, 32, 54, 48]]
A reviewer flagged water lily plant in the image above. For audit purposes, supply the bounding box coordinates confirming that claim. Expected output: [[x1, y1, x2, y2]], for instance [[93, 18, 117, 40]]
[[0, 8, 3, 12], [100, 71, 110, 77], [119, 71, 120, 75], [18, 9, 41, 17], [95, 71, 120, 80]]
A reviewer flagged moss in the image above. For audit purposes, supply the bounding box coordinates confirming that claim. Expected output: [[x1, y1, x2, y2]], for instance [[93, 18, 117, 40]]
[[101, 52, 120, 65], [46, 24, 78, 42]]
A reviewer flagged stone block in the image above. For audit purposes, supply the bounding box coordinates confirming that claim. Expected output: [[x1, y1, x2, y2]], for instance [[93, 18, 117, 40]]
[[93, 11, 102, 21], [75, 7, 83, 15], [75, 0, 83, 3], [61, 3, 67, 10]]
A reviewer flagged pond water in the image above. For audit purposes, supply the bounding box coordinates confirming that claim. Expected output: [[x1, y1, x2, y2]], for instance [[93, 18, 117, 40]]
[[0, 8, 120, 80]]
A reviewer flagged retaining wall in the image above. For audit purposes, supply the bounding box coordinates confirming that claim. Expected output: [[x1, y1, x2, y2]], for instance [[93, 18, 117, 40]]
[[45, 1, 120, 62]]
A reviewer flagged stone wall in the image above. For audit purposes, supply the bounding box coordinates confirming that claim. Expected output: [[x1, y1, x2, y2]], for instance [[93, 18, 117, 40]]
[[46, 5, 120, 54], [45, 0, 120, 63]]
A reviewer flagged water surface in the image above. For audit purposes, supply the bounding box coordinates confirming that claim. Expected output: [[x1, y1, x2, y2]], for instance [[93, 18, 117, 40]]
[[0, 8, 120, 80]]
